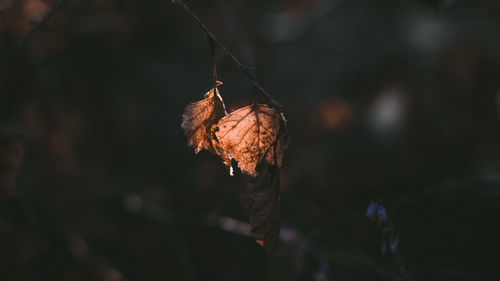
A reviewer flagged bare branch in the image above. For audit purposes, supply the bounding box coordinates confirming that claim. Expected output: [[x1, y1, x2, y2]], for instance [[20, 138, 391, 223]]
[[172, 0, 282, 109]]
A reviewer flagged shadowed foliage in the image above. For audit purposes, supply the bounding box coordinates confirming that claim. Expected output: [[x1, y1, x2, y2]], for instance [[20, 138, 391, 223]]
[[240, 163, 281, 255]]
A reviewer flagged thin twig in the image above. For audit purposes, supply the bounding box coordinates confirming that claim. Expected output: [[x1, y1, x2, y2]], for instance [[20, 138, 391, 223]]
[[173, 0, 282, 109], [208, 36, 217, 93], [216, 0, 256, 66], [3, 0, 68, 59]]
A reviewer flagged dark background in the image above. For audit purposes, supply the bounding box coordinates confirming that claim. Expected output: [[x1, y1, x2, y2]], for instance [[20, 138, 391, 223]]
[[1, 0, 500, 280]]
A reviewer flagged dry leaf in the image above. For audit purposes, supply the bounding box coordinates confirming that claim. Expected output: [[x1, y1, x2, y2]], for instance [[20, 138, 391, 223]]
[[215, 104, 288, 177], [181, 81, 232, 169], [240, 163, 280, 255], [181, 84, 288, 255]]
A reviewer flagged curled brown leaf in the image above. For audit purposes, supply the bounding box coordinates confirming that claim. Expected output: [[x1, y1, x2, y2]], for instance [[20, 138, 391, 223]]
[[181, 81, 232, 169], [215, 104, 288, 177], [240, 163, 280, 255]]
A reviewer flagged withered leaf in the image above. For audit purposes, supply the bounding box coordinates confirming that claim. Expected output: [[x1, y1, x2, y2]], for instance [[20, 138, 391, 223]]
[[0, 130, 25, 196], [215, 104, 288, 177], [181, 81, 232, 169], [240, 163, 280, 255]]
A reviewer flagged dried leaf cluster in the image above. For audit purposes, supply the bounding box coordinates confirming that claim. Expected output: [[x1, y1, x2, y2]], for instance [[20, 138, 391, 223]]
[[181, 81, 288, 177], [181, 81, 288, 254]]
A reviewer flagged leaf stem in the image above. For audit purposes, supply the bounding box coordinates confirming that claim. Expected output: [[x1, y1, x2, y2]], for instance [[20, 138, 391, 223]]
[[208, 36, 218, 97], [172, 0, 282, 109]]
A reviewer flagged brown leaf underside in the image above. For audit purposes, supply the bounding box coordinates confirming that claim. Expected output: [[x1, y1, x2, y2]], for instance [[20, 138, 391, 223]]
[[215, 104, 288, 177], [240, 163, 280, 255], [181, 81, 231, 167]]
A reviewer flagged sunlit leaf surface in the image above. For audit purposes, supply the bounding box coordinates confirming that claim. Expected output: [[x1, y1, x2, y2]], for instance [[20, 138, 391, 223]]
[[215, 104, 288, 177], [181, 81, 232, 169]]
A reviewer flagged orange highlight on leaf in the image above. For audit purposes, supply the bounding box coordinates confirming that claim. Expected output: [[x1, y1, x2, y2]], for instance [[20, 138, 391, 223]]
[[215, 104, 288, 177], [181, 81, 232, 171]]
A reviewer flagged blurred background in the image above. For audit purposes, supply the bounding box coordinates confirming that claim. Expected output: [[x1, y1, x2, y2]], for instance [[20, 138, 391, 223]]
[[1, 0, 500, 280]]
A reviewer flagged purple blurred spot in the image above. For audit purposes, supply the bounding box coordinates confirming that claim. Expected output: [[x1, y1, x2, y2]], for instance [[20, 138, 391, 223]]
[[366, 201, 378, 218], [390, 235, 400, 253], [381, 240, 387, 256], [319, 261, 330, 274], [377, 205, 388, 222]]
